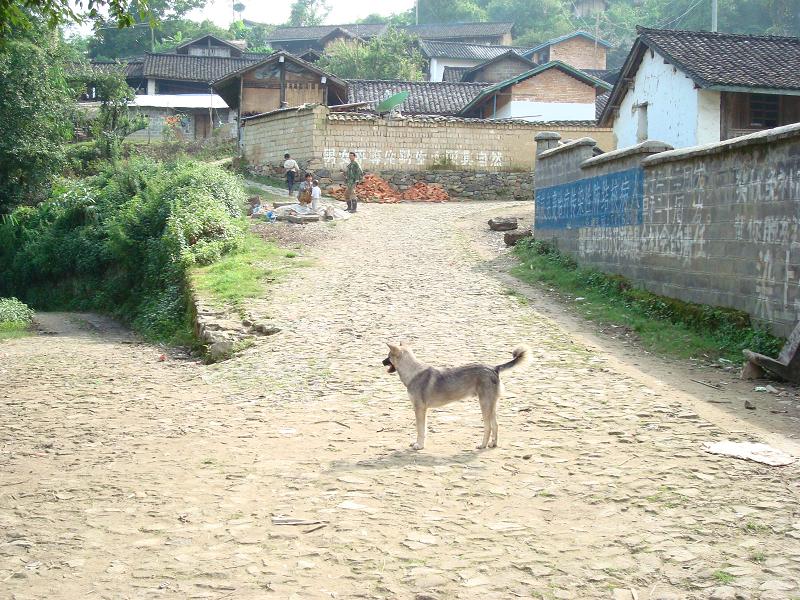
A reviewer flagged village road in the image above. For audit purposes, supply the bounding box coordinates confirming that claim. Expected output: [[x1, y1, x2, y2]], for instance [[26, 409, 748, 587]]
[[2, 202, 800, 600]]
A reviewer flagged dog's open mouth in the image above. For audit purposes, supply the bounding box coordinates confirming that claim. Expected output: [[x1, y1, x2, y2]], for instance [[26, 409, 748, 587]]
[[382, 356, 396, 374]]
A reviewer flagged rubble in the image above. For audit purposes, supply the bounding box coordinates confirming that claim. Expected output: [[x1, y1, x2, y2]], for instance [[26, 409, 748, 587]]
[[504, 229, 532, 246], [488, 217, 518, 231]]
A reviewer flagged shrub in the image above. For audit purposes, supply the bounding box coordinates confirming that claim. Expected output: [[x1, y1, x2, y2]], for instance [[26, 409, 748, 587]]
[[0, 158, 246, 342], [0, 297, 34, 325]]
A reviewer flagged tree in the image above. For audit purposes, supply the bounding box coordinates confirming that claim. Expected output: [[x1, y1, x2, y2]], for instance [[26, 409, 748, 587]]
[[483, 0, 572, 46], [90, 17, 226, 59], [419, 0, 486, 24], [356, 10, 415, 26], [317, 28, 426, 80], [90, 70, 147, 160], [0, 23, 74, 214], [229, 19, 273, 52], [287, 0, 329, 27], [233, 2, 245, 20]]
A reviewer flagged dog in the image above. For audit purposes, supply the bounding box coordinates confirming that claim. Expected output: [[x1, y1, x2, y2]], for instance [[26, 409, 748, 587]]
[[382, 342, 530, 450]]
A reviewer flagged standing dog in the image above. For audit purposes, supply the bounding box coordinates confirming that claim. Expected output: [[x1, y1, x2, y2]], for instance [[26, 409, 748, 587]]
[[382, 343, 530, 450]]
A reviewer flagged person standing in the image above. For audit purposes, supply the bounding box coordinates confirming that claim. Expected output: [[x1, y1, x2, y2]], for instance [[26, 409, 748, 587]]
[[344, 151, 363, 213], [311, 179, 322, 211], [284, 153, 298, 196]]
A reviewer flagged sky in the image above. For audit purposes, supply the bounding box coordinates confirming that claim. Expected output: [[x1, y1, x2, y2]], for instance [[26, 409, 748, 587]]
[[190, 0, 417, 28], [67, 0, 418, 37]]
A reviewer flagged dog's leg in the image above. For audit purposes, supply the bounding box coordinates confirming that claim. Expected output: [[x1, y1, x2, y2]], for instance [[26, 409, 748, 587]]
[[411, 402, 427, 450], [489, 406, 499, 448], [478, 398, 492, 449]]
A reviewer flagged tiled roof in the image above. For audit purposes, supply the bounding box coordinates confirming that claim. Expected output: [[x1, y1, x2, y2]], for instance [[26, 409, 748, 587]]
[[442, 66, 471, 82], [346, 79, 490, 115], [636, 27, 800, 91], [584, 68, 619, 85], [524, 30, 613, 56], [419, 39, 532, 60], [405, 22, 514, 39], [267, 22, 513, 42], [89, 59, 144, 78], [459, 61, 612, 115], [595, 91, 610, 120], [142, 53, 262, 83], [267, 23, 387, 41], [326, 111, 594, 127]]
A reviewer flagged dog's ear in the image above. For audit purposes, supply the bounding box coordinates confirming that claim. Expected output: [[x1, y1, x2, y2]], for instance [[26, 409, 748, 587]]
[[386, 342, 401, 354]]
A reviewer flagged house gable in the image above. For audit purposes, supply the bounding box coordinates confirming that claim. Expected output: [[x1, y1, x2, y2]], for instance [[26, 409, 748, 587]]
[[461, 52, 536, 83], [176, 35, 244, 58]]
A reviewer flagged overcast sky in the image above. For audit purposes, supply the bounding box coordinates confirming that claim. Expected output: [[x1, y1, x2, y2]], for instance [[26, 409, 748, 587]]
[[66, 0, 417, 37], [189, 0, 417, 28]]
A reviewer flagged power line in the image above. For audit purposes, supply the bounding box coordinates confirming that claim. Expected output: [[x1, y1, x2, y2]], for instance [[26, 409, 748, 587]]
[[657, 0, 705, 28]]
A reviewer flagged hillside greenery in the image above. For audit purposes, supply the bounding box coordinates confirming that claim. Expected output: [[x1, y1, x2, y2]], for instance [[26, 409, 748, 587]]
[[316, 27, 426, 80]]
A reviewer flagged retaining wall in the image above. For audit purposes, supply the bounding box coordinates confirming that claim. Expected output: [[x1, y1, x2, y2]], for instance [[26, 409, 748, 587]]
[[240, 104, 613, 201], [533, 124, 800, 337]]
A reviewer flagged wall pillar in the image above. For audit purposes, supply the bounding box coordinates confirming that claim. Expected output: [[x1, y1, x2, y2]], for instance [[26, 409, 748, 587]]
[[535, 131, 561, 155], [146, 78, 156, 95]]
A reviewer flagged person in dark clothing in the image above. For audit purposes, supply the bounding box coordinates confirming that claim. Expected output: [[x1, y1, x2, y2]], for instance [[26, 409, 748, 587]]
[[284, 153, 298, 196], [344, 151, 363, 213]]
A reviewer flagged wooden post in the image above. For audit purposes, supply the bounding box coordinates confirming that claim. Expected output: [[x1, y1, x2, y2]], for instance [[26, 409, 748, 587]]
[[279, 55, 286, 108]]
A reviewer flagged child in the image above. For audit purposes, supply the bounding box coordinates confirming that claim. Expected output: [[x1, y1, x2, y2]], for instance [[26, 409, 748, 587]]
[[311, 179, 321, 211]]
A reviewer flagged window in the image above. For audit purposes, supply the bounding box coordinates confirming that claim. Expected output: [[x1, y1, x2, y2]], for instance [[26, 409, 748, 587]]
[[749, 94, 779, 128]]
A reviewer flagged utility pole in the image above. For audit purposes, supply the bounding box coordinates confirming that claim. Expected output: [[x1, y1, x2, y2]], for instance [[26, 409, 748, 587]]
[[711, 0, 718, 31], [416, 0, 419, 25]]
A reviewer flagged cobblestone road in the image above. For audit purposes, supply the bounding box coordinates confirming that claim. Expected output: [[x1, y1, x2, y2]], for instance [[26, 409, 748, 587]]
[[2, 202, 799, 600]]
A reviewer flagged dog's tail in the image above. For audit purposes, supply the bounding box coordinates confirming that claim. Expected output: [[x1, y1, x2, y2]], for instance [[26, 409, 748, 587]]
[[495, 345, 531, 373]]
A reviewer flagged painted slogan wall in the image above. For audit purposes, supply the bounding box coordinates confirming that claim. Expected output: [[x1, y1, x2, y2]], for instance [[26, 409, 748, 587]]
[[533, 125, 800, 337]]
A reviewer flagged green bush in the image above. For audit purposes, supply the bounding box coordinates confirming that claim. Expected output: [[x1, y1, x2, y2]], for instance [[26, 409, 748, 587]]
[[0, 158, 246, 342], [0, 297, 34, 325]]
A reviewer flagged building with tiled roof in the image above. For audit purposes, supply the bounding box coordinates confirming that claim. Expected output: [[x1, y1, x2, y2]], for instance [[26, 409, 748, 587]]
[[442, 66, 471, 82], [599, 27, 800, 148], [419, 40, 533, 81], [345, 79, 490, 116], [458, 61, 611, 121], [266, 21, 515, 53], [522, 31, 611, 71]]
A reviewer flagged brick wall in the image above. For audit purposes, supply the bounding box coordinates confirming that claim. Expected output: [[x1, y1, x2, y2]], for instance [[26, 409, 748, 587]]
[[511, 69, 597, 104], [241, 104, 614, 200], [549, 37, 607, 70], [533, 124, 800, 336], [473, 56, 533, 83]]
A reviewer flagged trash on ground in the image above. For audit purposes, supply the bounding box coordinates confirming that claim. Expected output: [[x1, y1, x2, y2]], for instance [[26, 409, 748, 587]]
[[702, 440, 795, 466]]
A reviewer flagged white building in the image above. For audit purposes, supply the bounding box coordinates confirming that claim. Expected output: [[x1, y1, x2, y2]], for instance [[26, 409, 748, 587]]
[[599, 27, 800, 149]]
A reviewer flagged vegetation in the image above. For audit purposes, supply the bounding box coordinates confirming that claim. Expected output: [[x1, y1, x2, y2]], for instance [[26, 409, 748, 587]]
[[0, 23, 74, 215], [0, 159, 246, 342], [370, 0, 800, 68], [0, 297, 34, 341], [288, 0, 329, 27], [192, 234, 305, 314], [512, 238, 784, 362], [317, 27, 426, 81]]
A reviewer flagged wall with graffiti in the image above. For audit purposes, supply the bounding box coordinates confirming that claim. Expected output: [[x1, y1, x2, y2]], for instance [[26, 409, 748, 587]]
[[533, 125, 800, 337]]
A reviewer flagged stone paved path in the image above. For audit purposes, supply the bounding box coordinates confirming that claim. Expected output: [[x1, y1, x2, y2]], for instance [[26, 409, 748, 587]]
[[2, 202, 799, 600]]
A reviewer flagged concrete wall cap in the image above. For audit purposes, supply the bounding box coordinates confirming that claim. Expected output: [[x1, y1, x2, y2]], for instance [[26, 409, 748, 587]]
[[581, 140, 673, 169], [642, 122, 800, 167], [535, 131, 562, 141], [537, 136, 597, 160]]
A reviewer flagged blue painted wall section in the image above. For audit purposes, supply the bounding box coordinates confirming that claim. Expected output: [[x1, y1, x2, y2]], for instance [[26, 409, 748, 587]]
[[535, 168, 645, 230]]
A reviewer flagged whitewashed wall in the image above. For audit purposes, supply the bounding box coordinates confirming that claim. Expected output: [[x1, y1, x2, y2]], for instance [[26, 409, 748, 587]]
[[495, 100, 597, 122], [428, 57, 482, 82], [613, 49, 720, 149]]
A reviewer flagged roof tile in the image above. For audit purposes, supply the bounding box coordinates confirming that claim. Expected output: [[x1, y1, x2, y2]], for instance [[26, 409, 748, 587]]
[[637, 27, 800, 90], [419, 39, 532, 60], [346, 79, 489, 115]]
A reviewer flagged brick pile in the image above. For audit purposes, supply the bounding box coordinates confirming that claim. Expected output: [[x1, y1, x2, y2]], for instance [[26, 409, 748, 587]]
[[327, 174, 449, 203]]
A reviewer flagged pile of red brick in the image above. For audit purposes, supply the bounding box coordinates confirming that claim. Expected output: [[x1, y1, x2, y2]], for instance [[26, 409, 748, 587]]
[[327, 174, 449, 203]]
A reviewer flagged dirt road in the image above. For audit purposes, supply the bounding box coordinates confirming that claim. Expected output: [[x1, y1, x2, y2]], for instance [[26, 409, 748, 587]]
[[2, 202, 799, 600]]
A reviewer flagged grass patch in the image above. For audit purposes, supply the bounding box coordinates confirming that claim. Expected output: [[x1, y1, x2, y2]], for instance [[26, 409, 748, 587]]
[[191, 232, 306, 314], [512, 239, 784, 362], [0, 320, 31, 341], [750, 551, 766, 563], [712, 570, 735, 584]]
